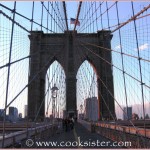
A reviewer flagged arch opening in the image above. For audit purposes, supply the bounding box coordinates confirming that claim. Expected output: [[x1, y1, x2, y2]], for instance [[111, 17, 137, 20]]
[[76, 60, 99, 121], [45, 60, 66, 120]]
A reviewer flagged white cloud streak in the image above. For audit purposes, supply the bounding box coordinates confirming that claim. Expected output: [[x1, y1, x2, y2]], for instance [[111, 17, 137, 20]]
[[137, 43, 149, 51]]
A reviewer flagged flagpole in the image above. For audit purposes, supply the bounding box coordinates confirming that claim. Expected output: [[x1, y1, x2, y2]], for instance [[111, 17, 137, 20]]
[[70, 19, 71, 30]]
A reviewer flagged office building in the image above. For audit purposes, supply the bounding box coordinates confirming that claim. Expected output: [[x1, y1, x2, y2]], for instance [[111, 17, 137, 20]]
[[85, 97, 98, 121], [0, 109, 4, 121], [9, 107, 18, 122], [123, 107, 132, 120], [24, 105, 28, 118], [0, 109, 4, 117]]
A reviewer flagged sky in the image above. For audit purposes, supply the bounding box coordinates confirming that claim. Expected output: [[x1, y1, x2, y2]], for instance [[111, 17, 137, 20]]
[[0, 1, 150, 119]]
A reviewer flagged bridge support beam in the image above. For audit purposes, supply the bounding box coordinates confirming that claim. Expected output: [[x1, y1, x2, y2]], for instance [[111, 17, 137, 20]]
[[28, 31, 45, 122], [97, 31, 116, 120], [66, 77, 77, 118]]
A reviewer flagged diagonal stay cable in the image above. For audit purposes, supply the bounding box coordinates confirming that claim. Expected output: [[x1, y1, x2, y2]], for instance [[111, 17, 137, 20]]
[[79, 2, 116, 33], [2, 2, 16, 148], [76, 45, 118, 130], [32, 63, 60, 124], [42, 2, 65, 32], [111, 3, 150, 33], [45, 73, 51, 117], [77, 2, 150, 35], [63, 1, 68, 31], [28, 49, 65, 131], [0, 10, 30, 33], [0, 51, 39, 70], [76, 45, 117, 121], [26, 63, 61, 138], [76, 42, 150, 135], [0, 50, 62, 116], [0, 3, 54, 33], [79, 42, 150, 89], [77, 41, 150, 63], [75, 43, 147, 138], [74, 1, 82, 31], [101, 12, 150, 31]]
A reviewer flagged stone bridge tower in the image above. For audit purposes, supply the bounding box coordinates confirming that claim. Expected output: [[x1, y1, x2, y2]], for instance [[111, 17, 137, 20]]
[[28, 30, 115, 121]]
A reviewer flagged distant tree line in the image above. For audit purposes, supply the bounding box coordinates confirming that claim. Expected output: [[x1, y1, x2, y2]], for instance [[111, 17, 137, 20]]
[[132, 113, 149, 120]]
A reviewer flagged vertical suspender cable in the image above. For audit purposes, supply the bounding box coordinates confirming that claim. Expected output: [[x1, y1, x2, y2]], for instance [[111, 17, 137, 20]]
[[106, 1, 110, 30], [131, 1, 146, 138], [116, 2, 129, 120], [74, 1, 82, 31], [51, 2, 53, 32], [2, 2, 16, 148], [31, 1, 34, 31], [63, 1, 68, 31], [47, 2, 49, 32], [95, 2, 98, 31], [41, 2, 43, 31], [100, 2, 103, 30]]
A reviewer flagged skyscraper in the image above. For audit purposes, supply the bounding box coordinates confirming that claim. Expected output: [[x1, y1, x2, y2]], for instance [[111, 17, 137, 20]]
[[123, 107, 132, 120], [0, 109, 4, 120], [85, 97, 98, 121], [0, 109, 4, 116], [24, 105, 28, 118], [9, 107, 18, 121]]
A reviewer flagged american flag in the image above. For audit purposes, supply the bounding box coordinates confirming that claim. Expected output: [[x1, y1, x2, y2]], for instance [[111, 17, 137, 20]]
[[70, 18, 80, 26]]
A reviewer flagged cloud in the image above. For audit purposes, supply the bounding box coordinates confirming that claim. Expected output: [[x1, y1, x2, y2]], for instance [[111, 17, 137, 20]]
[[115, 45, 122, 50], [138, 43, 149, 51]]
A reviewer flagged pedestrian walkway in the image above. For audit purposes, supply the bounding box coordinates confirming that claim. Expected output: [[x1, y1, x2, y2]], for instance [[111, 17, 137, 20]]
[[42, 122, 120, 148], [21, 122, 123, 148]]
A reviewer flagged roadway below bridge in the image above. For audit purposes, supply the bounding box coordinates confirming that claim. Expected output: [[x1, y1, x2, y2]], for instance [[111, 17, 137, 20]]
[[21, 122, 122, 148]]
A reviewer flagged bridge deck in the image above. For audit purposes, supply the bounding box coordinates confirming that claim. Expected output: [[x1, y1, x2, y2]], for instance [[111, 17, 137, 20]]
[[23, 122, 120, 148]]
